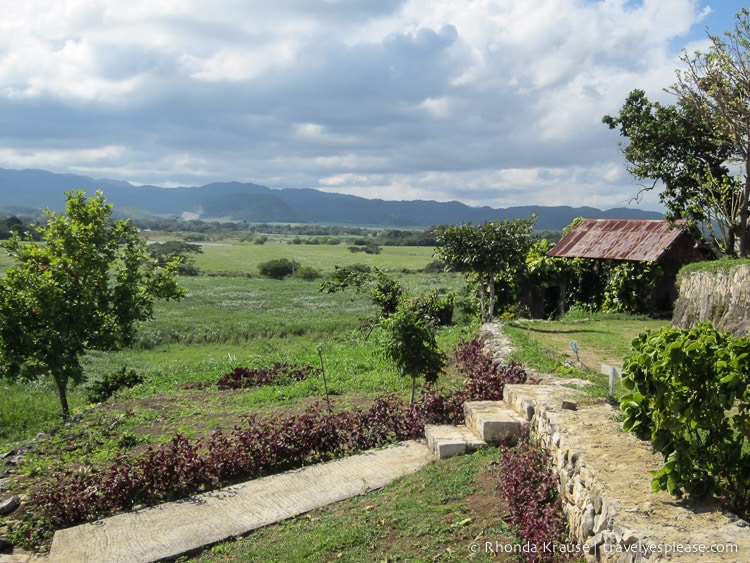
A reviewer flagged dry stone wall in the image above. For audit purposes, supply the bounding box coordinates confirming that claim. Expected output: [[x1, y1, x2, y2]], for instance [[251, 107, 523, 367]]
[[672, 263, 750, 336], [503, 382, 750, 562], [486, 318, 750, 562]]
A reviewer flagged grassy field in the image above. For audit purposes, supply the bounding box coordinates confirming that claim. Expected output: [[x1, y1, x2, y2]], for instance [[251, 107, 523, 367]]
[[189, 240, 438, 275]]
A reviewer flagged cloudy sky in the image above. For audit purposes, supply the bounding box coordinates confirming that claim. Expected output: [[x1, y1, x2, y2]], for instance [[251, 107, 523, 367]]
[[0, 1, 746, 211]]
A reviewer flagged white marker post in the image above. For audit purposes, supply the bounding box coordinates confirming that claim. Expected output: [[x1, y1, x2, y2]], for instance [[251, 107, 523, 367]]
[[601, 364, 620, 399]]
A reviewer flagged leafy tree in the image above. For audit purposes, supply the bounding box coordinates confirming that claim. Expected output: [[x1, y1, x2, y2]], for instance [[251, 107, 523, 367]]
[[604, 9, 750, 256], [379, 305, 446, 404], [433, 218, 535, 322], [671, 8, 750, 256], [603, 90, 737, 254], [0, 191, 184, 419], [148, 240, 203, 275], [0, 216, 25, 240]]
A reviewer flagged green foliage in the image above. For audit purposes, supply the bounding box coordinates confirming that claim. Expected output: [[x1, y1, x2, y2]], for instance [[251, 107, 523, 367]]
[[379, 306, 447, 403], [604, 8, 750, 256], [148, 240, 203, 276], [434, 217, 535, 322], [0, 216, 29, 240], [258, 258, 295, 279], [295, 265, 322, 281], [602, 261, 664, 314], [321, 267, 404, 318], [602, 89, 734, 254], [348, 243, 381, 254], [421, 259, 445, 273], [87, 367, 145, 404], [620, 322, 750, 516], [0, 191, 184, 419], [403, 289, 455, 326]]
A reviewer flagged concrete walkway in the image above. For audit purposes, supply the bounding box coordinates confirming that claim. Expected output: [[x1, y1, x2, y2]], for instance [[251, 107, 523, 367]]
[[48, 441, 433, 563]]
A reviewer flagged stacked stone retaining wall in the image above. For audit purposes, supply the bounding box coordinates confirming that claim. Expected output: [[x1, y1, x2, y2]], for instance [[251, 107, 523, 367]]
[[673, 263, 750, 336]]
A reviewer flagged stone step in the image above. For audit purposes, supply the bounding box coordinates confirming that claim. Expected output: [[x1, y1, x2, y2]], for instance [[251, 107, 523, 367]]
[[424, 424, 487, 459], [463, 401, 526, 445], [503, 384, 581, 420]]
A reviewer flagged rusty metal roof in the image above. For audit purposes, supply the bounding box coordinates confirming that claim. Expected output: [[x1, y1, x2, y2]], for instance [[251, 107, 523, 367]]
[[547, 219, 686, 262]]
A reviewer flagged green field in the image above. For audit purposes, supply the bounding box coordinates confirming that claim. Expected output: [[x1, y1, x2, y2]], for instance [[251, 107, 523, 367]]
[[0, 243, 468, 449], [189, 240, 438, 274]]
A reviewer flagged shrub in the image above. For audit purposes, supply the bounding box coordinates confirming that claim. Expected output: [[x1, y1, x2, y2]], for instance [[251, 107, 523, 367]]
[[86, 367, 144, 403], [216, 363, 319, 390], [405, 290, 455, 326], [295, 265, 322, 281], [496, 436, 572, 562], [620, 322, 750, 517], [421, 259, 446, 273], [258, 258, 295, 279]]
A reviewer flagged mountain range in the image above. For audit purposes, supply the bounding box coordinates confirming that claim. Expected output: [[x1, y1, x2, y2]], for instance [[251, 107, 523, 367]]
[[0, 167, 663, 231]]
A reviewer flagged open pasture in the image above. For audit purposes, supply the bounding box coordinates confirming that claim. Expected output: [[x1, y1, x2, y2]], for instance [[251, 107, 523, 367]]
[[186, 239, 438, 275]]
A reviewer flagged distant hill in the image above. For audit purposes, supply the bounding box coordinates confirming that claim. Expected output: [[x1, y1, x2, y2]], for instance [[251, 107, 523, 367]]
[[0, 167, 663, 230]]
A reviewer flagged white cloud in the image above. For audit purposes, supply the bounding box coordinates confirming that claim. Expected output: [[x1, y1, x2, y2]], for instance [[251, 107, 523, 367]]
[[0, 0, 721, 212]]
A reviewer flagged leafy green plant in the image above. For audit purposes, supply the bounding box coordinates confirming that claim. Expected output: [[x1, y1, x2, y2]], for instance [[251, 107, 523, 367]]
[[321, 267, 404, 318], [620, 322, 750, 516], [258, 258, 296, 279], [602, 261, 663, 314], [404, 289, 455, 326], [87, 367, 145, 403], [379, 306, 447, 403]]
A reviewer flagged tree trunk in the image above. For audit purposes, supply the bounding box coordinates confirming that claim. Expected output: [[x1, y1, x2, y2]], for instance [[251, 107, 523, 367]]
[[488, 277, 496, 321], [740, 163, 750, 257], [54, 374, 71, 420], [478, 281, 487, 323]]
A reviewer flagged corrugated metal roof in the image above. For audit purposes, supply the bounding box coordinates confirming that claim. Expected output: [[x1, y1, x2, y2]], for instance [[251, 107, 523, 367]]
[[547, 219, 686, 262]]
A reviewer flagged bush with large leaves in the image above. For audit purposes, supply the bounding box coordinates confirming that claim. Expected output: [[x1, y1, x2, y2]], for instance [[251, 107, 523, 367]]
[[620, 322, 750, 517]]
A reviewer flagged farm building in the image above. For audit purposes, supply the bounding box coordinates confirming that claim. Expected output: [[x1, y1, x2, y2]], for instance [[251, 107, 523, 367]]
[[538, 219, 710, 316]]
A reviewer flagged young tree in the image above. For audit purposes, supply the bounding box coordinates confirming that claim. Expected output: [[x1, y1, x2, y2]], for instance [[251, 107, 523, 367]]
[[433, 218, 535, 322], [379, 305, 446, 404], [0, 191, 184, 419], [320, 266, 404, 318]]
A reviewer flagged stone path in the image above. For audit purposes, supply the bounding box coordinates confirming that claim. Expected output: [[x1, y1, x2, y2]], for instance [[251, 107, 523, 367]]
[[46, 441, 433, 563]]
